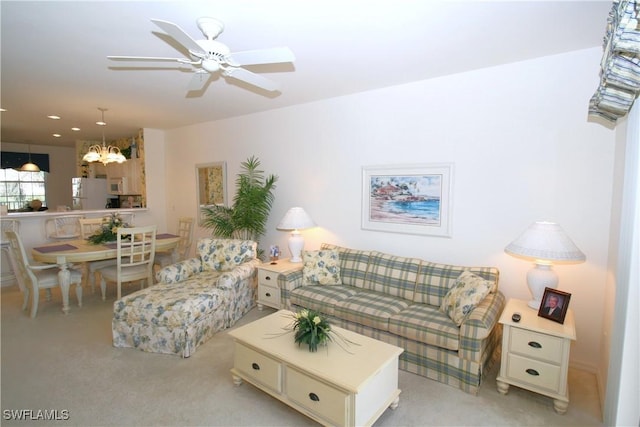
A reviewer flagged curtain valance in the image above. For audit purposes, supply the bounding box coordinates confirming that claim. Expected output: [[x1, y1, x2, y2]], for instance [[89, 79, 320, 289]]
[[0, 151, 51, 172], [589, 0, 640, 125]]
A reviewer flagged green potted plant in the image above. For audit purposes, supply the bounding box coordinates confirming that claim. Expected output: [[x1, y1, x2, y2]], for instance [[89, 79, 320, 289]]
[[201, 156, 277, 258]]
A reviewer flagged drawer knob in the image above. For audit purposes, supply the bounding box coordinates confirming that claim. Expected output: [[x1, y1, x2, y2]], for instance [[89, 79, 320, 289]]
[[265, 292, 271, 297], [309, 392, 320, 402], [251, 363, 260, 371], [265, 276, 272, 281], [528, 341, 542, 349], [526, 368, 540, 376]]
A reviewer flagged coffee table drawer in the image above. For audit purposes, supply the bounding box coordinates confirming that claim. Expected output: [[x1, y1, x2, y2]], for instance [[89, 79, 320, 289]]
[[234, 343, 282, 393], [286, 367, 348, 426]]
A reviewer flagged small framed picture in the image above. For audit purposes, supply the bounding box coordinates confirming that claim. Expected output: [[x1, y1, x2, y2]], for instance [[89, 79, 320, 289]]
[[538, 288, 571, 324]]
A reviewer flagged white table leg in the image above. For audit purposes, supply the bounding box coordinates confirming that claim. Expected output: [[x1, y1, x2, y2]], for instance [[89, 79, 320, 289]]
[[56, 256, 71, 314]]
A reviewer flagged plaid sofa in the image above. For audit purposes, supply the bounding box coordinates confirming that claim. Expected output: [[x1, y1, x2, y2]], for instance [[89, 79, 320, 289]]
[[279, 243, 505, 395], [112, 239, 260, 357]]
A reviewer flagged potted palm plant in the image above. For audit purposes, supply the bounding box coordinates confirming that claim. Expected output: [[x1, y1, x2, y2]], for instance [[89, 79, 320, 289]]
[[201, 156, 277, 258]]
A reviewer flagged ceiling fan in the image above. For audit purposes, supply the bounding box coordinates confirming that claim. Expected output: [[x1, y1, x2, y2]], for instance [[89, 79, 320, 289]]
[[108, 17, 295, 92]]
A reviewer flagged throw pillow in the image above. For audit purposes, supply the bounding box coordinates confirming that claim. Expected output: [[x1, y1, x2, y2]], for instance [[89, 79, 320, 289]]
[[302, 249, 342, 285], [440, 270, 492, 326]]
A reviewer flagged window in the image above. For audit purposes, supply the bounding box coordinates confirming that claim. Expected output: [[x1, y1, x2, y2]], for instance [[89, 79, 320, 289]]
[[0, 168, 47, 211]]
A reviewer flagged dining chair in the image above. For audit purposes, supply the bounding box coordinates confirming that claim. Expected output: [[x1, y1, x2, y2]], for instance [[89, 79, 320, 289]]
[[154, 216, 195, 273], [46, 215, 84, 240], [1, 219, 20, 286], [5, 230, 83, 318], [98, 225, 157, 300], [78, 217, 117, 292]]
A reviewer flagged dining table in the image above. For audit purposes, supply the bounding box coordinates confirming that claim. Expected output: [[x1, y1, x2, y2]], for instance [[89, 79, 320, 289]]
[[31, 233, 181, 314]]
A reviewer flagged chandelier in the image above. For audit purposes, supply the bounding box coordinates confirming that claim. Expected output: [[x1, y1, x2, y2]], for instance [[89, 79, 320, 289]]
[[82, 108, 126, 165]]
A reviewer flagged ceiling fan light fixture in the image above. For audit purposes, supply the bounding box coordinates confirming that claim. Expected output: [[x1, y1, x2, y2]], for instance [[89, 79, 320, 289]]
[[202, 59, 220, 73]]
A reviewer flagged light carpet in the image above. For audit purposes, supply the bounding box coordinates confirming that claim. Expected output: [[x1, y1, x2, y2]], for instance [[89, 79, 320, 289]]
[[0, 285, 603, 426]]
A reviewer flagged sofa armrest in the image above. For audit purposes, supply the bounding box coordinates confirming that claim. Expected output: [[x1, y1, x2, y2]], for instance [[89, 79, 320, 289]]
[[458, 291, 506, 361], [218, 259, 261, 290], [155, 257, 203, 284], [278, 269, 304, 310]]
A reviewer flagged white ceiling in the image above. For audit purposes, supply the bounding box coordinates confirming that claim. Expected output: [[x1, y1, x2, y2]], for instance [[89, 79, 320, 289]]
[[1, 1, 611, 148]]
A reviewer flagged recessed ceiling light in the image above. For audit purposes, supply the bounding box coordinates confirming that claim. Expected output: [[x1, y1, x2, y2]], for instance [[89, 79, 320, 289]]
[[48, 115, 61, 120], [71, 127, 81, 131], [52, 134, 62, 138]]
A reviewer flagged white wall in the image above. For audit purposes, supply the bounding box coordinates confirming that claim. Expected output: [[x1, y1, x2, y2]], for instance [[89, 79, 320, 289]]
[[162, 48, 615, 371], [603, 104, 639, 426]]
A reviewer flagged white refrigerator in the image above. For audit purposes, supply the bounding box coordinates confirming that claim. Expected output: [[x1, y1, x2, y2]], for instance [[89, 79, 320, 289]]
[[72, 178, 109, 210]]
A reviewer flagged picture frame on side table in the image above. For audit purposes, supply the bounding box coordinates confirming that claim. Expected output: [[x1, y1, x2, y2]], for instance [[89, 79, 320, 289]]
[[361, 163, 453, 237], [538, 288, 571, 324]]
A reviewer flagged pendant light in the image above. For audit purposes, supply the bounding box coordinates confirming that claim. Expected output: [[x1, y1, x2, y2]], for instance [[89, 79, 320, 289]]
[[20, 144, 40, 172], [82, 108, 126, 165]]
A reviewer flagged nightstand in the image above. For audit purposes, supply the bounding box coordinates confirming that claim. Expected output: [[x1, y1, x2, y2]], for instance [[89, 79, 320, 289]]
[[496, 298, 576, 414], [256, 259, 302, 310]]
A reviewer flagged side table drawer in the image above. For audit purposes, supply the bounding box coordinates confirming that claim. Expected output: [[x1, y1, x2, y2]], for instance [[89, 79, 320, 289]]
[[258, 284, 280, 307], [234, 343, 282, 393], [258, 269, 279, 285], [286, 367, 348, 426], [510, 328, 563, 364], [506, 353, 561, 392]]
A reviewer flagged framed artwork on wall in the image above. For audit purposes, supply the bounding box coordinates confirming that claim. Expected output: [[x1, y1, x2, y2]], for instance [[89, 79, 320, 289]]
[[196, 162, 227, 226], [361, 163, 453, 237], [537, 288, 571, 324]]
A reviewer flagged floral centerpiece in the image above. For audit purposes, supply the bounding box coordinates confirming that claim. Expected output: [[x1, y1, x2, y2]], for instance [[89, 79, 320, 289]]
[[291, 309, 332, 352], [87, 213, 129, 245]]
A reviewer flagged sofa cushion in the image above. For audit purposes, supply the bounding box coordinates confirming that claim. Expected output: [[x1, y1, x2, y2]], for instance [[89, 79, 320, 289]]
[[414, 262, 499, 306], [439, 271, 493, 326], [364, 251, 420, 301], [321, 243, 370, 288], [113, 270, 224, 329], [198, 239, 256, 272], [302, 249, 342, 285], [389, 304, 460, 351], [290, 285, 357, 315], [333, 290, 410, 331]]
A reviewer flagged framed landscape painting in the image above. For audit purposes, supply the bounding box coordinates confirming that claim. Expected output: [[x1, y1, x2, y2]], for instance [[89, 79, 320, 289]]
[[361, 163, 453, 237]]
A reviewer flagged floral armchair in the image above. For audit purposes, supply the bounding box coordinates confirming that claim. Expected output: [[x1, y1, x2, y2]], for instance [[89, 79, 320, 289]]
[[156, 238, 260, 285], [112, 239, 260, 357]]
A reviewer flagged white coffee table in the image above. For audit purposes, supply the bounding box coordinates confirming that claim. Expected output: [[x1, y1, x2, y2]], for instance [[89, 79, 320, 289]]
[[228, 310, 404, 427]]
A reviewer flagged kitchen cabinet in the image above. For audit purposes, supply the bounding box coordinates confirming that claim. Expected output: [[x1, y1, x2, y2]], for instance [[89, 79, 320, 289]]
[[106, 158, 142, 194]]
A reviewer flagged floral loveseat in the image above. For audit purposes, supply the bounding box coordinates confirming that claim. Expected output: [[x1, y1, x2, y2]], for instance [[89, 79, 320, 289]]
[[278, 243, 505, 394], [111, 239, 260, 357]]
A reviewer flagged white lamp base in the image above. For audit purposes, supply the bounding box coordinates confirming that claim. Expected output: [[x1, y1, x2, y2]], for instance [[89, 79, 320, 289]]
[[526, 262, 558, 309], [287, 230, 304, 263]]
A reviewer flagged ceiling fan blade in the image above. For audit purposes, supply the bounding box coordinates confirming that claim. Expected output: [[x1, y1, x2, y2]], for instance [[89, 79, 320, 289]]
[[108, 56, 186, 62], [223, 67, 280, 92], [151, 19, 205, 55], [187, 71, 211, 91], [228, 47, 295, 66]]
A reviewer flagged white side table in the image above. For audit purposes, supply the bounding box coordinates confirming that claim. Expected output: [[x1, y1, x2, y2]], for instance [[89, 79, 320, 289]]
[[496, 298, 576, 414], [256, 259, 302, 310]]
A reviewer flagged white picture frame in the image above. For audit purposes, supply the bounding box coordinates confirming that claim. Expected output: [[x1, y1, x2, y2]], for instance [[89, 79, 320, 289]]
[[361, 163, 453, 237]]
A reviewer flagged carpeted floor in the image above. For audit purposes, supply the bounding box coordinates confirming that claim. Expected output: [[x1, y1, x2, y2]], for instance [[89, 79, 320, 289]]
[[1, 285, 603, 426]]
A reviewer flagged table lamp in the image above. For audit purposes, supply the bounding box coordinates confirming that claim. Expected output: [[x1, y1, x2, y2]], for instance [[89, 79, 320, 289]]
[[505, 221, 585, 309], [277, 207, 316, 262]]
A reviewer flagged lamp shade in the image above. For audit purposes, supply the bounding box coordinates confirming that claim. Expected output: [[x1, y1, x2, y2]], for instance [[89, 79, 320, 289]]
[[277, 207, 315, 263], [277, 207, 316, 231], [504, 221, 585, 263]]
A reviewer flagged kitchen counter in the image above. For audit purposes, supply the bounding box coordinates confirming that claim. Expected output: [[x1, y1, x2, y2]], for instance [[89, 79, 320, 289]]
[[3, 208, 147, 219]]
